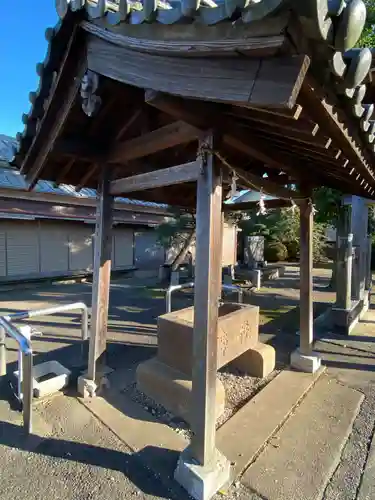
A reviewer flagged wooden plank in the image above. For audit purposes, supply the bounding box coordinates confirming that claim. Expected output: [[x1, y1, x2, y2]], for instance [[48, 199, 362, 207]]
[[251, 55, 310, 109], [191, 132, 223, 465], [81, 16, 288, 57], [299, 198, 314, 356], [110, 161, 201, 195], [108, 121, 199, 164], [88, 166, 114, 382], [88, 35, 308, 109]]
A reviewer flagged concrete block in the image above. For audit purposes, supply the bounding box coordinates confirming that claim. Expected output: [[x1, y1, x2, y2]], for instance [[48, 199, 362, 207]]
[[290, 349, 321, 374], [175, 447, 231, 500], [230, 342, 275, 378], [77, 375, 98, 398], [77, 365, 114, 398], [136, 358, 225, 424], [158, 303, 259, 376], [14, 360, 71, 398]]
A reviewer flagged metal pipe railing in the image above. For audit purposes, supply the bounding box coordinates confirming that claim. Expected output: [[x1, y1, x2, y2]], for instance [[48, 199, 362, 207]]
[[166, 282, 243, 313], [6, 302, 89, 341], [0, 317, 32, 434], [0, 302, 89, 435], [166, 282, 195, 314]]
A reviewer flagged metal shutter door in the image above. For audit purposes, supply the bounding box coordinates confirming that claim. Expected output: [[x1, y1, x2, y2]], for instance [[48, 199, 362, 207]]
[[40, 223, 69, 274], [114, 228, 133, 269], [69, 226, 93, 271], [0, 227, 6, 277], [6, 221, 39, 277], [134, 230, 164, 269]]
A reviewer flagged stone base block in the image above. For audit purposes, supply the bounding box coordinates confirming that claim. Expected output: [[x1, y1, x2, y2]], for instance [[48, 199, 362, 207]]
[[229, 342, 275, 378], [332, 300, 362, 335], [290, 349, 321, 374], [136, 358, 225, 424], [77, 365, 113, 398], [78, 376, 97, 398], [174, 447, 231, 500]]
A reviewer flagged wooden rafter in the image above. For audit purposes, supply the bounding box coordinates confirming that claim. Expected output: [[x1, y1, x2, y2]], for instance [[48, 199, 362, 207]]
[[108, 120, 200, 164], [298, 78, 375, 184], [76, 163, 99, 192]]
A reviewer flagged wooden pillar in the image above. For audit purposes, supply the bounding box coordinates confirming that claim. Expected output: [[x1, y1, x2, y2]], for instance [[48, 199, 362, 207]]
[[299, 199, 313, 356], [87, 167, 114, 382], [191, 133, 223, 466]]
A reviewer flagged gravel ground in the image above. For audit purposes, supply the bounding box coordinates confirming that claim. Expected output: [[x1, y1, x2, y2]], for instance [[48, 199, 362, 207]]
[[124, 367, 279, 442]]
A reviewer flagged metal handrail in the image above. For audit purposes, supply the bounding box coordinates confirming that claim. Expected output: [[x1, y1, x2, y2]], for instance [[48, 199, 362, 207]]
[[0, 302, 89, 435], [0, 317, 33, 434], [166, 282, 195, 314], [5, 301, 89, 341], [166, 282, 243, 313]]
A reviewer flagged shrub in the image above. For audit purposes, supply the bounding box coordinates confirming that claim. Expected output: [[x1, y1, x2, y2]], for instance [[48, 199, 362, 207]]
[[284, 240, 299, 261], [264, 241, 288, 262]]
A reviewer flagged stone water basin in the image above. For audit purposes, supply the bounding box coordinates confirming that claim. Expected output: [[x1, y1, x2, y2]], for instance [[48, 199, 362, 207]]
[[157, 302, 260, 376]]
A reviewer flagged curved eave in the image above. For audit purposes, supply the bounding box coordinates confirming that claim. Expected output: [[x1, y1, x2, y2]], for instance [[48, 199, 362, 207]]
[[12, 0, 375, 200]]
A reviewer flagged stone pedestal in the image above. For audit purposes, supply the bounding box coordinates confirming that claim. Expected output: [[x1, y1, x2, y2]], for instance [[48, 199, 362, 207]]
[[136, 303, 275, 421], [137, 358, 225, 423], [175, 447, 231, 500], [290, 349, 321, 374]]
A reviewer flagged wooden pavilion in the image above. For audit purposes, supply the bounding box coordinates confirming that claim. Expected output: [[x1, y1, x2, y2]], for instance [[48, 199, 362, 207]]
[[13, 0, 375, 498]]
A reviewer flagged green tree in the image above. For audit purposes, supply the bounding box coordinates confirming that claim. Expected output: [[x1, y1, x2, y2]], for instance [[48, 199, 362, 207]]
[[358, 1, 375, 47]]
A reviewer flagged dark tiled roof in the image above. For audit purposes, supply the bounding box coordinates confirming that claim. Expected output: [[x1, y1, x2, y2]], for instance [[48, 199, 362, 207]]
[[13, 0, 375, 196]]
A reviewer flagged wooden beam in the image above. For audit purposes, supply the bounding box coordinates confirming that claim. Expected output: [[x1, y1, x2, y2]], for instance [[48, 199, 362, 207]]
[[191, 132, 222, 466], [88, 35, 309, 110], [56, 158, 75, 185], [22, 27, 86, 187], [88, 166, 114, 383], [109, 161, 202, 195], [145, 91, 296, 176], [108, 121, 199, 164], [76, 163, 99, 192], [115, 107, 143, 141], [299, 198, 313, 356]]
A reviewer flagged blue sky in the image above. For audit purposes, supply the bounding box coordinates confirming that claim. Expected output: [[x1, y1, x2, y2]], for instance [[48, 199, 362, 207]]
[[0, 3, 58, 138]]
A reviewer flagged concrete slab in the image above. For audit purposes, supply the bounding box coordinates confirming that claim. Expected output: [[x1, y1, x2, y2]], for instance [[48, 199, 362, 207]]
[[357, 423, 375, 500], [79, 388, 188, 478], [242, 376, 363, 500], [217, 368, 324, 478]]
